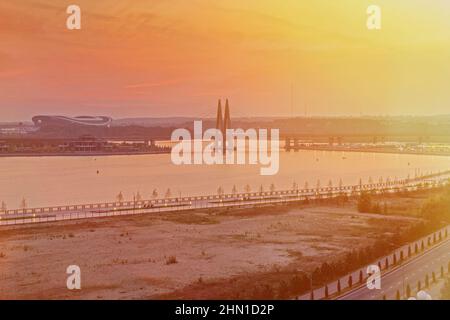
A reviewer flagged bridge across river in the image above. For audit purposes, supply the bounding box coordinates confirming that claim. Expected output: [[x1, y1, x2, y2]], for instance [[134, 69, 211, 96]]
[[1, 172, 449, 227]]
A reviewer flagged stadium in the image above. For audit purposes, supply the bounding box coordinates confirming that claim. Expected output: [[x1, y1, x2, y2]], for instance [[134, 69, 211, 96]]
[[32, 115, 112, 127]]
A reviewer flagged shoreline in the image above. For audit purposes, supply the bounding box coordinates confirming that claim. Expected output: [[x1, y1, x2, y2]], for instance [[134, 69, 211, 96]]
[[0, 150, 171, 158], [1, 147, 449, 158], [285, 146, 450, 157]]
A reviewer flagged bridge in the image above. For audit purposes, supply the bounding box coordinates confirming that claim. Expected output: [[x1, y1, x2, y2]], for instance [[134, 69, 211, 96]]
[[282, 133, 439, 151], [1, 171, 448, 227]]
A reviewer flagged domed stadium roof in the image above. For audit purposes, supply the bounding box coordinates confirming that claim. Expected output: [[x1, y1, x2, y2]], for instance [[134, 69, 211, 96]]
[[32, 115, 112, 127]]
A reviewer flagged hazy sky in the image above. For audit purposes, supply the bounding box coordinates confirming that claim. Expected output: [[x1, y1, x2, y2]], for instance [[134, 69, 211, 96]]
[[1, 0, 450, 121]]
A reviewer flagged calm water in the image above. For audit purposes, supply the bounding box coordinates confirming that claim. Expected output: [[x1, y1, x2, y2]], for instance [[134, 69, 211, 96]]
[[0, 150, 449, 209]]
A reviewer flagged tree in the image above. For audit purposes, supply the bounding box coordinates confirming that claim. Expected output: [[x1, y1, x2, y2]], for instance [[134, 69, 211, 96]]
[[414, 243, 419, 254], [244, 184, 251, 193], [425, 274, 429, 288], [152, 189, 158, 199], [441, 277, 450, 299], [116, 192, 124, 203], [165, 188, 172, 199], [217, 186, 224, 197], [327, 180, 333, 198], [270, 183, 276, 193], [406, 284, 411, 298], [304, 181, 309, 190], [385, 257, 389, 269], [259, 185, 264, 194], [135, 191, 142, 202], [232, 185, 238, 195], [20, 197, 27, 209], [372, 202, 381, 214], [0, 201, 6, 211], [359, 270, 363, 283], [292, 181, 298, 191], [396, 290, 400, 300], [337, 279, 341, 293], [348, 275, 353, 287], [324, 285, 329, 298], [357, 192, 372, 213]]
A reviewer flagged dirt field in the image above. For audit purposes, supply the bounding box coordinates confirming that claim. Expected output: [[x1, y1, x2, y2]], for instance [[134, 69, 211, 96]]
[[0, 195, 428, 300]]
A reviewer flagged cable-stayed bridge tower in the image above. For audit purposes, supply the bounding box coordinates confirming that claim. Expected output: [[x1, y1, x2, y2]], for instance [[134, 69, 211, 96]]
[[215, 99, 232, 152]]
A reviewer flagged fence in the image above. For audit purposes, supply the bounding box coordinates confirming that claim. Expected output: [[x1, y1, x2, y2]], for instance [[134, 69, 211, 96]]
[[0, 172, 449, 226]]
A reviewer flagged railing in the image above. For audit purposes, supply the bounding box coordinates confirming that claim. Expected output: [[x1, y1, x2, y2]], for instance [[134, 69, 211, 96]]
[[0, 172, 448, 226]]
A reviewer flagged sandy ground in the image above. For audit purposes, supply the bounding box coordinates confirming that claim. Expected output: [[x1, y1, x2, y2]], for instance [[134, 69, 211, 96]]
[[0, 200, 424, 300]]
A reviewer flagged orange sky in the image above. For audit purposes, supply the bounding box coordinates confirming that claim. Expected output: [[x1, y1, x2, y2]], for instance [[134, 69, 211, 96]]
[[1, 0, 450, 121]]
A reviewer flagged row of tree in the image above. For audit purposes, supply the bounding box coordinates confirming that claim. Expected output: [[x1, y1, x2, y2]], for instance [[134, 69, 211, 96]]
[[0, 198, 27, 211]]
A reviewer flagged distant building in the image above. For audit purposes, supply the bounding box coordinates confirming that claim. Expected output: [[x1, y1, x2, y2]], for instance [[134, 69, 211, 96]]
[[58, 135, 108, 152], [32, 115, 112, 128], [0, 141, 9, 152]]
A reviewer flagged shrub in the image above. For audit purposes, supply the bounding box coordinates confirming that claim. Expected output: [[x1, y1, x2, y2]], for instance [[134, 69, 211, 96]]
[[357, 192, 372, 213], [165, 256, 178, 265]]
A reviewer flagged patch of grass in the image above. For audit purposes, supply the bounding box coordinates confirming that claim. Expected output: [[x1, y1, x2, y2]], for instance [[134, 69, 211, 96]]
[[163, 213, 219, 225]]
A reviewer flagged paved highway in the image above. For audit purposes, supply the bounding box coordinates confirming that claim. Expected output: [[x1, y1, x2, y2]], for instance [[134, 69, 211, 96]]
[[296, 225, 450, 300], [338, 237, 450, 300]]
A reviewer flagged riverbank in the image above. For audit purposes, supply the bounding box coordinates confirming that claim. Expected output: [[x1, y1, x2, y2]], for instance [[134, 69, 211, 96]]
[[0, 187, 441, 299], [286, 146, 450, 157], [1, 145, 450, 158], [0, 150, 171, 158]]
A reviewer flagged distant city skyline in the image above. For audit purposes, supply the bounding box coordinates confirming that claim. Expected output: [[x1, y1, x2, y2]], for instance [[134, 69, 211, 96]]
[[1, 0, 450, 121]]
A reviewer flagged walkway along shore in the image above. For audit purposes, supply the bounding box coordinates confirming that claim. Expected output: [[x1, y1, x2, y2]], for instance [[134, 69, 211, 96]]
[[1, 171, 449, 227]]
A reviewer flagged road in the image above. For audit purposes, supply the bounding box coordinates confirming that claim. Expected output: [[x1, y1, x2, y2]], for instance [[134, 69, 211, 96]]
[[338, 237, 450, 300], [296, 225, 450, 300]]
